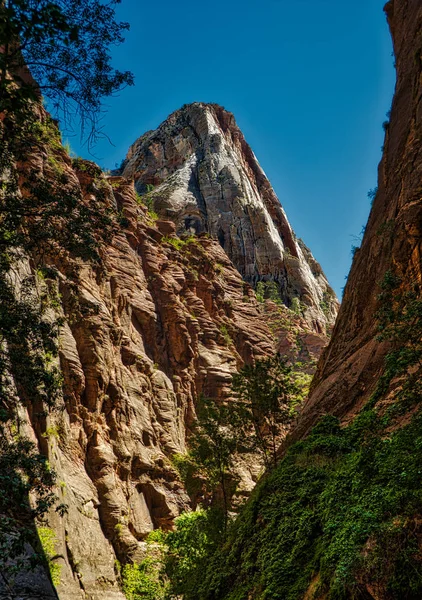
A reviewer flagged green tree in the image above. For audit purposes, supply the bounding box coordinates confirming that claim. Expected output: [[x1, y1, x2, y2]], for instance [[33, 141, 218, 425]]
[[121, 558, 167, 600], [162, 398, 240, 598], [230, 356, 300, 469], [255, 281, 265, 303], [254, 280, 283, 305], [0, 0, 134, 145], [164, 509, 225, 600], [188, 396, 239, 525], [265, 280, 282, 304]]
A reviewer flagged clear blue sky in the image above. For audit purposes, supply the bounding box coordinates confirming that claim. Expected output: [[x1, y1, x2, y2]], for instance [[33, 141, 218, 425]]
[[69, 0, 395, 299]]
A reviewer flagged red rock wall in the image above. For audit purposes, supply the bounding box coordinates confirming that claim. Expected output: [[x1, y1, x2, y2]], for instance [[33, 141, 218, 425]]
[[16, 155, 278, 598]]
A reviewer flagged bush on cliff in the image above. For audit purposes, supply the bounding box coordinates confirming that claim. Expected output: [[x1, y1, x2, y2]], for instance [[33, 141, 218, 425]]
[[190, 408, 422, 600], [174, 271, 422, 600]]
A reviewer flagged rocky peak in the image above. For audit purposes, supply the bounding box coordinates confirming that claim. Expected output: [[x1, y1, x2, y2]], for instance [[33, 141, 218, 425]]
[[119, 102, 339, 333]]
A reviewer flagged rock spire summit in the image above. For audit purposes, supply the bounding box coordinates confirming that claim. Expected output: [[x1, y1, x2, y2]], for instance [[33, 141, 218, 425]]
[[119, 102, 338, 332]]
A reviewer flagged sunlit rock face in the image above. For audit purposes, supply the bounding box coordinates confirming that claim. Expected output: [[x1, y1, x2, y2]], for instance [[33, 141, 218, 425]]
[[120, 102, 339, 333], [5, 145, 278, 598], [5, 102, 338, 597]]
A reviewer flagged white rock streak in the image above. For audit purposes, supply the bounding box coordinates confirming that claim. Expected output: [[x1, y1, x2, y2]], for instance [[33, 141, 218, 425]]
[[122, 102, 339, 331]]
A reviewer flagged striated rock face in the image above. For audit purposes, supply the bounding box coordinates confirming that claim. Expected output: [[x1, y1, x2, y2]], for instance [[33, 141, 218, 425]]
[[286, 0, 422, 442], [1, 92, 339, 597], [119, 102, 339, 333], [8, 145, 279, 598], [2, 79, 340, 600]]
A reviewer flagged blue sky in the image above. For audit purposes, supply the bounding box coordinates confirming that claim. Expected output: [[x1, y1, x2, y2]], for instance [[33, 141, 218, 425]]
[[69, 0, 395, 299]]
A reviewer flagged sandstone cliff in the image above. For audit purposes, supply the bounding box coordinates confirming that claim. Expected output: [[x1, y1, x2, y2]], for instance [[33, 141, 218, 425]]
[[0, 98, 337, 597], [19, 169, 277, 599], [119, 103, 339, 333]]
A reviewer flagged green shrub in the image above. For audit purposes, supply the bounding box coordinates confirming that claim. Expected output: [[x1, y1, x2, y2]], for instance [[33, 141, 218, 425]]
[[219, 324, 232, 346], [146, 529, 167, 545], [171, 452, 203, 498], [162, 236, 185, 250], [319, 290, 334, 318], [291, 296, 301, 314], [148, 210, 159, 222], [30, 119, 62, 153], [291, 368, 312, 405], [256, 281, 265, 303], [162, 234, 196, 250], [135, 185, 156, 218], [255, 281, 283, 305], [164, 509, 225, 599], [38, 527, 62, 587], [122, 559, 166, 600]]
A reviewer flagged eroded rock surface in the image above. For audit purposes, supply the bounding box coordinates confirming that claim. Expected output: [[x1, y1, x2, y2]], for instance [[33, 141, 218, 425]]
[[9, 154, 280, 598], [3, 101, 338, 598], [119, 103, 339, 333]]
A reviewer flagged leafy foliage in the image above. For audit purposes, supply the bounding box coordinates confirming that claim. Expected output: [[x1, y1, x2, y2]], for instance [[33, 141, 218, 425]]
[[162, 234, 197, 250], [160, 270, 422, 600], [188, 397, 239, 520], [121, 558, 167, 600], [255, 280, 283, 304], [156, 358, 303, 597], [192, 410, 422, 600], [38, 527, 62, 587], [376, 271, 422, 368], [290, 296, 302, 315], [230, 356, 300, 468], [164, 509, 225, 600], [219, 323, 232, 346], [320, 290, 335, 319], [371, 270, 422, 411], [0, 0, 134, 145], [0, 429, 58, 573], [135, 184, 155, 209], [291, 367, 313, 405]]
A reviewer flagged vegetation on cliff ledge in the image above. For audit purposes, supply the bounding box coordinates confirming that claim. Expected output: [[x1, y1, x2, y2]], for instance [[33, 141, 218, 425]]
[[121, 404, 422, 600], [149, 272, 422, 600], [194, 409, 422, 600]]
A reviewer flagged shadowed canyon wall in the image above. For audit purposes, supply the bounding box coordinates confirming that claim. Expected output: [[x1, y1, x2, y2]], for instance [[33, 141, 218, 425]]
[[288, 0, 422, 443]]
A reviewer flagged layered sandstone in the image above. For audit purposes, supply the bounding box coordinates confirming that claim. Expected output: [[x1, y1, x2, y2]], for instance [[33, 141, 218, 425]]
[[5, 146, 280, 598], [2, 100, 339, 598], [119, 103, 339, 333]]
